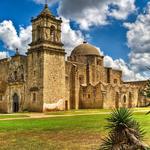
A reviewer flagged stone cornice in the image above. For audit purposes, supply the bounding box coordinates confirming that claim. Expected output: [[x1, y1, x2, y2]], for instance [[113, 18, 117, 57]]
[[27, 46, 66, 55], [31, 16, 62, 24], [29, 40, 64, 47]]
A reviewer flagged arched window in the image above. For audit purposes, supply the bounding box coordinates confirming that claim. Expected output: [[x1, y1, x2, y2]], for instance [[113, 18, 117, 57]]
[[0, 95, 2, 101], [123, 95, 127, 103], [74, 56, 76, 61], [32, 93, 36, 102], [37, 26, 41, 41], [50, 26, 55, 42], [79, 75, 84, 85], [128, 92, 132, 108], [114, 79, 118, 84], [115, 92, 119, 108], [21, 74, 24, 81], [14, 71, 17, 80]]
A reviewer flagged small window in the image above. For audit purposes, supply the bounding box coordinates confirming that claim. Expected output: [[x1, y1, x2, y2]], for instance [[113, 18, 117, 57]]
[[21, 74, 24, 80], [88, 94, 91, 98], [114, 79, 118, 84], [32, 93, 36, 102], [0, 95, 2, 101], [50, 26, 55, 42], [14, 71, 17, 80], [123, 95, 126, 103], [37, 27, 41, 40], [97, 60, 102, 65], [34, 71, 36, 76], [79, 75, 84, 84]]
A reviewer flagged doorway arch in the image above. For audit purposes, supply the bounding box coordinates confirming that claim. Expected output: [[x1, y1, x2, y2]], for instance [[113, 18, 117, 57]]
[[13, 93, 19, 112]]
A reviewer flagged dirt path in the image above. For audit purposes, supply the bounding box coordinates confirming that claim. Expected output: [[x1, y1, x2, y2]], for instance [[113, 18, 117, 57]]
[[0, 109, 149, 121], [0, 112, 109, 121]]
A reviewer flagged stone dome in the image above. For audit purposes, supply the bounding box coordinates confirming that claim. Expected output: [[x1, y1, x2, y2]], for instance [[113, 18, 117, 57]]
[[71, 42, 100, 56]]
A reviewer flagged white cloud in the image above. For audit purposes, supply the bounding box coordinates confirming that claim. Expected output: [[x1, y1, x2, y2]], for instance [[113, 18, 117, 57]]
[[124, 2, 150, 77], [0, 51, 9, 60], [58, 0, 136, 30], [0, 17, 85, 56], [19, 25, 32, 53], [124, 3, 150, 54], [61, 18, 103, 55], [61, 18, 84, 55], [104, 55, 145, 81], [0, 20, 32, 54], [0, 18, 85, 56], [33, 0, 136, 30], [108, 0, 136, 20]]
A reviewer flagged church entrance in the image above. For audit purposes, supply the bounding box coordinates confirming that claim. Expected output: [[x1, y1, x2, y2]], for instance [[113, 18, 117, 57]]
[[13, 93, 19, 112]]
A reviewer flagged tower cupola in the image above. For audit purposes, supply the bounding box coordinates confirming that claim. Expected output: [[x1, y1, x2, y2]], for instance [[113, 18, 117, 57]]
[[29, 4, 64, 53], [38, 4, 52, 18]]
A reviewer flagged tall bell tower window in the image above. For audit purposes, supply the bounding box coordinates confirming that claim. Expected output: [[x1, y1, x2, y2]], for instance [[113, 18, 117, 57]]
[[14, 71, 17, 80], [37, 26, 41, 41], [0, 95, 2, 101], [50, 26, 55, 42], [123, 95, 127, 103]]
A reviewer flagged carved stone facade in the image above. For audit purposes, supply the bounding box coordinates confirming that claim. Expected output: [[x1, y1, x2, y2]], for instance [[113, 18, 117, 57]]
[[0, 5, 149, 113]]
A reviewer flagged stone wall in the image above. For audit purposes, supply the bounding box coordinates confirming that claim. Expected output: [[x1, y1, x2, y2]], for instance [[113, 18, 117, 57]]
[[0, 55, 27, 113], [104, 68, 122, 84], [27, 51, 44, 112], [43, 50, 66, 110], [80, 83, 103, 109]]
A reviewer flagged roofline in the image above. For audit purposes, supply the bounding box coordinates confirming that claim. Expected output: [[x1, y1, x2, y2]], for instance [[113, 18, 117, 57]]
[[105, 67, 122, 72], [124, 80, 148, 84]]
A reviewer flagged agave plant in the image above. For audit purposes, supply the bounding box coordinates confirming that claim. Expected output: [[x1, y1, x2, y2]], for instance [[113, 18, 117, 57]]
[[100, 108, 149, 150]]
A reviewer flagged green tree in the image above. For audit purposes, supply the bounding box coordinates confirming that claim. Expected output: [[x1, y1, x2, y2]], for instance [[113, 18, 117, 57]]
[[100, 108, 149, 150]]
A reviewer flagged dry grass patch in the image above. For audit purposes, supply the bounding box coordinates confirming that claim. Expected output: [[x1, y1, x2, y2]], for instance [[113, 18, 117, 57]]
[[0, 131, 102, 150]]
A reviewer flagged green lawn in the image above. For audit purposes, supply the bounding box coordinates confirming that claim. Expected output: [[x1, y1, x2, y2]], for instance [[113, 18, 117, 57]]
[[0, 111, 149, 150]]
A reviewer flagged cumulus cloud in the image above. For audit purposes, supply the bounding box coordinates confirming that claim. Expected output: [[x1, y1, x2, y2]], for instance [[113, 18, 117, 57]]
[[33, 0, 136, 30], [61, 18, 84, 55], [0, 51, 9, 60], [124, 3, 150, 54], [124, 2, 150, 76], [61, 18, 104, 55], [0, 18, 85, 56], [104, 55, 145, 81], [0, 20, 32, 54], [58, 0, 136, 30]]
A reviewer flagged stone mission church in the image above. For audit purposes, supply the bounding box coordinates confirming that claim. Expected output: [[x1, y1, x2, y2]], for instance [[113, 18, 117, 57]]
[[0, 4, 149, 113]]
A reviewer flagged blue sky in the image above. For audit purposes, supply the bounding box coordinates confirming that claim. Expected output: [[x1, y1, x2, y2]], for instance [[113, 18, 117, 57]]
[[0, 0, 150, 81]]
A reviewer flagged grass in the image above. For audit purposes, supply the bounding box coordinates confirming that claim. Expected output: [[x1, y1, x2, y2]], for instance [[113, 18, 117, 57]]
[[0, 110, 149, 150]]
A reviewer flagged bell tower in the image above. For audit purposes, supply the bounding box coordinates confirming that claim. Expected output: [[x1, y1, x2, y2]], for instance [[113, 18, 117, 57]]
[[27, 4, 66, 112], [30, 3, 63, 51]]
